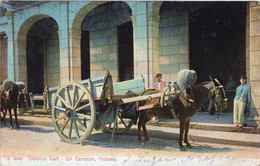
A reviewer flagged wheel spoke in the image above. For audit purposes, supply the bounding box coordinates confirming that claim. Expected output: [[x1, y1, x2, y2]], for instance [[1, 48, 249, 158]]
[[72, 85, 76, 106], [76, 113, 91, 120], [55, 115, 66, 122], [116, 122, 119, 131], [75, 103, 90, 112], [75, 116, 87, 131], [68, 120, 73, 139], [61, 118, 70, 133], [54, 106, 66, 112], [74, 92, 86, 109], [74, 119, 80, 138], [57, 95, 70, 108], [119, 116, 127, 128], [66, 86, 72, 106]]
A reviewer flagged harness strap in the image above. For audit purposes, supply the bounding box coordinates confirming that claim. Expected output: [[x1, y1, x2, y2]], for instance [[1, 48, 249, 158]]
[[173, 82, 199, 109], [189, 85, 200, 110]]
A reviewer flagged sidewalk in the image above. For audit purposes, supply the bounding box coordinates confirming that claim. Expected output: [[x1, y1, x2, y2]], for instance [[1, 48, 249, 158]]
[[165, 112, 234, 124], [3, 114, 260, 148], [149, 112, 260, 134]]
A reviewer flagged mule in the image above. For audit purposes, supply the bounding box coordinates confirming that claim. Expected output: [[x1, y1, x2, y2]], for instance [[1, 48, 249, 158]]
[[137, 79, 227, 151], [1, 80, 27, 129], [16, 82, 28, 113]]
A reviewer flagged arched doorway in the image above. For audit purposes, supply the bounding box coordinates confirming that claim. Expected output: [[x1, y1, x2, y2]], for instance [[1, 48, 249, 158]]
[[26, 17, 60, 94], [80, 2, 133, 82], [159, 2, 247, 85]]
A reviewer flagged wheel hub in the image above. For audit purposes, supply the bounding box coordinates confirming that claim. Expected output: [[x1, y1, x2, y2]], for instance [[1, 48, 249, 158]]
[[65, 108, 75, 118]]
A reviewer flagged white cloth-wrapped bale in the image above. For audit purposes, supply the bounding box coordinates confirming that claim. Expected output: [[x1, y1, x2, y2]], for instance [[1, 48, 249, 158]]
[[176, 69, 197, 91]]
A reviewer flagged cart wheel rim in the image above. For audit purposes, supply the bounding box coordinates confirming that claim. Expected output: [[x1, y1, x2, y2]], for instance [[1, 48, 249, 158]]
[[102, 108, 134, 134], [52, 82, 96, 144]]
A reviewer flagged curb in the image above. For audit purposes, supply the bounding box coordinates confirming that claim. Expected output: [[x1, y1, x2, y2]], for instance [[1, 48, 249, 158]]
[[18, 117, 54, 127], [147, 122, 260, 134]]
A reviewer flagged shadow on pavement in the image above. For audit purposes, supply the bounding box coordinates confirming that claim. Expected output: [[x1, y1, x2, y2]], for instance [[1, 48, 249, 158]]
[[19, 125, 55, 133], [1, 123, 55, 133], [85, 132, 235, 153]]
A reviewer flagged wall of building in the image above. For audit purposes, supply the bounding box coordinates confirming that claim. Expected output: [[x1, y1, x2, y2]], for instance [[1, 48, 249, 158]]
[[0, 11, 8, 83], [0, 16, 8, 33], [1, 1, 259, 126], [0, 35, 8, 83], [159, 6, 189, 83]]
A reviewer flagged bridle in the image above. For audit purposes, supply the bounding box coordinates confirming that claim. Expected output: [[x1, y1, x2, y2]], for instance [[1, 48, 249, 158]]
[[213, 78, 228, 103], [199, 79, 228, 120]]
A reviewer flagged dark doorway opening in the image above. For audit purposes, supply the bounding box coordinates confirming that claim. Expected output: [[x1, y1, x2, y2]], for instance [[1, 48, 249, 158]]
[[26, 36, 45, 94], [117, 21, 134, 82], [81, 30, 90, 80], [26, 17, 59, 95], [189, 2, 247, 85]]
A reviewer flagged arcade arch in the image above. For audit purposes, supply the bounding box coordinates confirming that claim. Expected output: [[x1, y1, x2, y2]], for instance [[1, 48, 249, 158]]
[[17, 15, 60, 94], [73, 1, 133, 82]]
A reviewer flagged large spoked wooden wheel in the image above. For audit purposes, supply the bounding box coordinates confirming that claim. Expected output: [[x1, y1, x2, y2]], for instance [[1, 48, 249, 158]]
[[102, 108, 134, 134], [52, 82, 96, 144]]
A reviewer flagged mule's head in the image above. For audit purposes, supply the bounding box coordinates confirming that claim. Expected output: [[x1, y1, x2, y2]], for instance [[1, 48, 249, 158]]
[[209, 77, 228, 112], [18, 87, 28, 108]]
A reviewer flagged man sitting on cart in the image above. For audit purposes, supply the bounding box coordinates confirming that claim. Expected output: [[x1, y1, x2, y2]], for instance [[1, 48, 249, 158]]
[[154, 73, 167, 90]]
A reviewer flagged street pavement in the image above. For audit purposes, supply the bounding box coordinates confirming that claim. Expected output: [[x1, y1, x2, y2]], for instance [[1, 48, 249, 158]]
[[2, 112, 259, 148], [1, 124, 260, 166]]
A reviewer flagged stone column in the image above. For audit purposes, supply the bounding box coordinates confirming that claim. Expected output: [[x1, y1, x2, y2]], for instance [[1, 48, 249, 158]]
[[59, 2, 71, 84], [131, 2, 149, 88], [132, 2, 160, 88], [147, 2, 160, 88], [5, 11, 16, 81], [246, 3, 250, 79], [248, 2, 260, 127], [69, 28, 81, 81]]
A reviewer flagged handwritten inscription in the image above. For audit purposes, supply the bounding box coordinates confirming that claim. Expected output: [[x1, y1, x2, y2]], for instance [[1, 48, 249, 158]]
[[122, 152, 177, 166], [122, 152, 255, 166]]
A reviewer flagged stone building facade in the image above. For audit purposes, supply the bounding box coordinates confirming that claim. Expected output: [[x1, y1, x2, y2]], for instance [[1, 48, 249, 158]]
[[0, 1, 259, 126]]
